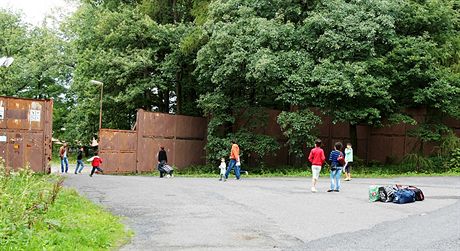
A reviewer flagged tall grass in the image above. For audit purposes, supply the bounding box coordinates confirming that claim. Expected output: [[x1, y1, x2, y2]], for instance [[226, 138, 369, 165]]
[[0, 160, 130, 249]]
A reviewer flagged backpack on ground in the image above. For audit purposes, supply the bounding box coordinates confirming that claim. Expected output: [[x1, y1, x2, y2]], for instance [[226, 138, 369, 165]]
[[393, 189, 416, 204], [369, 185, 380, 202], [378, 186, 396, 202], [407, 186, 425, 201]]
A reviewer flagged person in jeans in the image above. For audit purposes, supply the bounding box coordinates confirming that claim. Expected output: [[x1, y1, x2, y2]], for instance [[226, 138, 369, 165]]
[[59, 143, 69, 173], [74, 147, 85, 174], [328, 142, 344, 192], [88, 152, 103, 177], [157, 147, 168, 178], [308, 139, 326, 193], [224, 140, 240, 181]]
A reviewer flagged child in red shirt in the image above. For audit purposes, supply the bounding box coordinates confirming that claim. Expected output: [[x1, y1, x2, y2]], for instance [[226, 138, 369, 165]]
[[88, 152, 104, 177], [308, 139, 326, 193]]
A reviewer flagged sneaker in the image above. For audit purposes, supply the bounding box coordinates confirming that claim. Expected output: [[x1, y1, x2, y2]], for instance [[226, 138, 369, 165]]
[[223, 178, 227, 182], [334, 190, 340, 192], [245, 171, 249, 175], [89, 174, 92, 177], [311, 187, 317, 193], [219, 178, 222, 181], [327, 189, 334, 192]]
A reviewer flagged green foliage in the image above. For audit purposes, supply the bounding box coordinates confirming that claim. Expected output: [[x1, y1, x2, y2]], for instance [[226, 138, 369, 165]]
[[402, 153, 433, 172], [447, 148, 460, 172], [0, 162, 129, 249], [277, 110, 321, 157]]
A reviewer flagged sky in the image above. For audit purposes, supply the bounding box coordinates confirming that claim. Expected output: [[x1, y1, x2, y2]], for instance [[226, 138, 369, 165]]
[[0, 0, 77, 25]]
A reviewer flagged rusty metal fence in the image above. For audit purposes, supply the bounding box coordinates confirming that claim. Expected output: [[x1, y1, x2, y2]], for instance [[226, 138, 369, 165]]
[[0, 96, 53, 173], [99, 109, 207, 174]]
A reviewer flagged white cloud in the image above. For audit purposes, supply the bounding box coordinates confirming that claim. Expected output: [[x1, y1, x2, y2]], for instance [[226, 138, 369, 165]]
[[0, 0, 77, 26]]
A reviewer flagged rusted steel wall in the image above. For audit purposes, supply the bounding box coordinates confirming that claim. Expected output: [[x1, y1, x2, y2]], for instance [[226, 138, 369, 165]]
[[0, 96, 53, 173], [259, 108, 460, 165], [136, 110, 206, 172], [98, 110, 206, 173], [98, 129, 137, 174]]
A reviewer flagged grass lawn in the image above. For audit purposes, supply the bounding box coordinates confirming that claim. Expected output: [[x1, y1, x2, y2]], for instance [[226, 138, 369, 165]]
[[0, 167, 131, 250]]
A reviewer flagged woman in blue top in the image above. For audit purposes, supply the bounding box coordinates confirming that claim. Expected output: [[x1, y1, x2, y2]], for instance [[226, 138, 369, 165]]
[[328, 142, 344, 192]]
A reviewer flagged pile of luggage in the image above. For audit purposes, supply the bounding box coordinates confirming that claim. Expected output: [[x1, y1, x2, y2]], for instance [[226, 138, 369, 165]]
[[369, 185, 425, 204]]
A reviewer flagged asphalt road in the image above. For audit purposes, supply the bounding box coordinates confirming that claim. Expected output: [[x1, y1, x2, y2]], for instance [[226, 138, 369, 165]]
[[63, 174, 460, 251]]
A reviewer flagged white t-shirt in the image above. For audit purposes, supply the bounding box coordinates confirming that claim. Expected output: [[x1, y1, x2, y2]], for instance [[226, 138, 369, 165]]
[[219, 162, 226, 174], [63, 150, 67, 158]]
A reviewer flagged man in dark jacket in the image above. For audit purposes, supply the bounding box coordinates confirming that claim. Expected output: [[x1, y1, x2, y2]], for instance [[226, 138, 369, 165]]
[[157, 147, 168, 178], [74, 147, 85, 174]]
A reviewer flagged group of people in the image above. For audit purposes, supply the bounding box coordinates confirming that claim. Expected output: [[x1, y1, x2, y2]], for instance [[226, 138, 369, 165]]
[[308, 139, 353, 193], [58, 143, 104, 177]]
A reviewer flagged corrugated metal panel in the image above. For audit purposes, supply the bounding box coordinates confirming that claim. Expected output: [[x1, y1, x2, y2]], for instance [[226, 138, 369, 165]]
[[99, 129, 137, 174], [0, 96, 52, 173]]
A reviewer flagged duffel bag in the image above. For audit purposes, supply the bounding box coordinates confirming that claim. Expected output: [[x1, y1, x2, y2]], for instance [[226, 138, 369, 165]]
[[393, 189, 416, 204], [407, 186, 425, 201], [379, 186, 395, 203]]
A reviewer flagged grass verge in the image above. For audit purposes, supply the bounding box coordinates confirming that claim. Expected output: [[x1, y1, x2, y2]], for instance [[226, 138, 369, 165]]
[[0, 166, 131, 250]]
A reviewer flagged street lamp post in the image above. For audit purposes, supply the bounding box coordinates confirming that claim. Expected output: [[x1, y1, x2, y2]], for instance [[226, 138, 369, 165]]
[[90, 80, 104, 130]]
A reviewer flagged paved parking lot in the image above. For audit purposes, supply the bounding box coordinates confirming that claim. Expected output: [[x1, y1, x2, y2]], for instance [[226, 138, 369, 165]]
[[64, 174, 460, 251]]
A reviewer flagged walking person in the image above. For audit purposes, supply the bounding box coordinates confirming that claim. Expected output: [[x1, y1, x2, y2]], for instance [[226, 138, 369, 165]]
[[157, 147, 168, 178], [218, 158, 226, 181], [88, 152, 103, 177], [344, 143, 353, 181], [59, 143, 69, 173], [74, 147, 85, 174], [308, 139, 326, 193], [328, 142, 344, 192], [224, 140, 240, 181]]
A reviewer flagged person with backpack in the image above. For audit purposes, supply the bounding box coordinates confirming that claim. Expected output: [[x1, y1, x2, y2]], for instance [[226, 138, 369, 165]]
[[328, 142, 345, 192], [308, 139, 326, 193]]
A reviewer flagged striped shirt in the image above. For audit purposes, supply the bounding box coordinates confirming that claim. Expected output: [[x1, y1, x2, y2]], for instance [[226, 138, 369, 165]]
[[329, 150, 343, 167]]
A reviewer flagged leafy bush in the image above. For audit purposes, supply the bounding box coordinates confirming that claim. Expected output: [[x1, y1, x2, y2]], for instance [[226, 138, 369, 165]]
[[447, 148, 460, 172], [0, 160, 129, 249], [402, 153, 433, 172]]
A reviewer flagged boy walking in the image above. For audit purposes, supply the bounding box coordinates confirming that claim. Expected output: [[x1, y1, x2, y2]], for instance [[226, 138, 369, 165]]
[[308, 139, 326, 193], [88, 152, 103, 177]]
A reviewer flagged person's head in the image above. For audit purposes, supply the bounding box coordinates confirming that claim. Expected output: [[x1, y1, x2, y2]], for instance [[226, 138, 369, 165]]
[[347, 143, 352, 149], [231, 140, 236, 145], [160, 146, 165, 151], [80, 147, 84, 151], [334, 142, 343, 151], [221, 158, 225, 162], [63, 143, 68, 147], [315, 139, 322, 147], [94, 151, 98, 155]]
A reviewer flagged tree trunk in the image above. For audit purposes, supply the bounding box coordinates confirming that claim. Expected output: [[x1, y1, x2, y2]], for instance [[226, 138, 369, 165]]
[[349, 123, 358, 154]]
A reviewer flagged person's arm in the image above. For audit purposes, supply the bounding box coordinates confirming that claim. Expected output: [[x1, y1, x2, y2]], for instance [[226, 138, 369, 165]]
[[308, 150, 313, 163], [165, 152, 167, 163], [321, 150, 326, 164], [87, 156, 95, 162]]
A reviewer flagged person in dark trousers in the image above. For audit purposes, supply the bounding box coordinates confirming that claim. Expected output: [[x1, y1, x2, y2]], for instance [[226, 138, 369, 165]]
[[88, 152, 103, 177], [157, 147, 168, 178], [74, 147, 85, 174]]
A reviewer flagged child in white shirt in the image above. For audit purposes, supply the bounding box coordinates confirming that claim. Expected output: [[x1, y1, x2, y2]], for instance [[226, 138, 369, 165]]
[[219, 158, 226, 181]]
